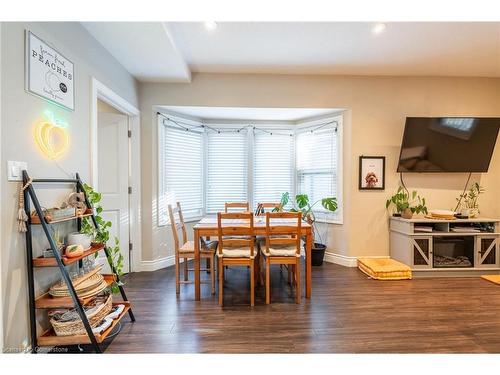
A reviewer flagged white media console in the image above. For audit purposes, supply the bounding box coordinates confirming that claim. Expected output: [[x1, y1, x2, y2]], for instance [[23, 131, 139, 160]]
[[390, 216, 500, 277]]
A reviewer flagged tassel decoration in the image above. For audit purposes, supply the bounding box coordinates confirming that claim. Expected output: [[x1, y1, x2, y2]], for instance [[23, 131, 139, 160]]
[[17, 178, 32, 233]]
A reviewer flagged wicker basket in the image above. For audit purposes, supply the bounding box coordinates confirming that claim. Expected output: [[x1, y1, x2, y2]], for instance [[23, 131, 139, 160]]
[[50, 294, 112, 337]]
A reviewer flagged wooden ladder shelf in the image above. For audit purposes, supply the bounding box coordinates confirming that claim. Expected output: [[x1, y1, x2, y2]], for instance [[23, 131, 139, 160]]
[[22, 170, 135, 353]]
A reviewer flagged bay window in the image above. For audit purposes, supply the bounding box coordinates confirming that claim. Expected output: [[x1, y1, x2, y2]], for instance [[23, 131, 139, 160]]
[[158, 113, 342, 225]]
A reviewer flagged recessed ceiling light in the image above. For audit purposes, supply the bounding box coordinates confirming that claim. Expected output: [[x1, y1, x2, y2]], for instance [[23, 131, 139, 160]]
[[204, 21, 218, 31], [372, 23, 386, 34]]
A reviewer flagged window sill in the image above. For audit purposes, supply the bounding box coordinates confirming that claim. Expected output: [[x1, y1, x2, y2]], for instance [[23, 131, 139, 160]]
[[315, 218, 343, 225]]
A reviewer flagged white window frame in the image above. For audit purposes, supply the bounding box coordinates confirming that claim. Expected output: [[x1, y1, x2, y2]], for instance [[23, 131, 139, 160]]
[[157, 112, 343, 225], [157, 113, 205, 225], [295, 114, 343, 225], [204, 125, 250, 214]]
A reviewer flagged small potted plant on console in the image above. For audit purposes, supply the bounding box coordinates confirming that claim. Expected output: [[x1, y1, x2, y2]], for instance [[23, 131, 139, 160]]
[[386, 186, 428, 219], [456, 182, 485, 218]]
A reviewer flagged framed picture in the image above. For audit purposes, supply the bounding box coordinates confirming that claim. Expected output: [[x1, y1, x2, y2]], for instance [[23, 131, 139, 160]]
[[25, 30, 75, 111], [359, 156, 385, 190]]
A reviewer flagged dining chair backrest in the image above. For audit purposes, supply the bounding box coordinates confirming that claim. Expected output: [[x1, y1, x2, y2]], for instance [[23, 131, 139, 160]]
[[168, 202, 188, 254], [265, 212, 302, 256], [255, 202, 281, 216], [217, 212, 255, 257], [224, 202, 250, 212]]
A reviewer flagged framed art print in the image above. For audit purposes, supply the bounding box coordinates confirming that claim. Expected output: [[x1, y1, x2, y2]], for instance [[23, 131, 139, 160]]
[[25, 30, 75, 111], [359, 156, 385, 190]]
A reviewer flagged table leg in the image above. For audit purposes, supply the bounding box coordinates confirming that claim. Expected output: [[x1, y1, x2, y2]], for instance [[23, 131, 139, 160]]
[[194, 228, 201, 301], [305, 231, 312, 298]]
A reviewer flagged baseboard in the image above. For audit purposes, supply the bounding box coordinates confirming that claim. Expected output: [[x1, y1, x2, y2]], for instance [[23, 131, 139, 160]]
[[141, 252, 388, 270], [324, 251, 390, 268], [140, 255, 175, 272]]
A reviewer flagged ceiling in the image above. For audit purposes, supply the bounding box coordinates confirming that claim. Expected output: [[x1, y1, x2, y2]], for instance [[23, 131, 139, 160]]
[[159, 106, 341, 122], [82, 22, 500, 82]]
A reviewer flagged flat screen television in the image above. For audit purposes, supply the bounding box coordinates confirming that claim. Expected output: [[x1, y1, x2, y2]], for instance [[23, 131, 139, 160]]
[[397, 117, 500, 173]]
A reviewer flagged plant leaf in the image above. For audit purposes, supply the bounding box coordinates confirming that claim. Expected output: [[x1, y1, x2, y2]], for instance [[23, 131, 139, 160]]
[[280, 192, 289, 208], [295, 194, 309, 209], [321, 197, 338, 212]]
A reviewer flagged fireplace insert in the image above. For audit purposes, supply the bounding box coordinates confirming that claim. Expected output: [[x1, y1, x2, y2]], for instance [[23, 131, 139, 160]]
[[433, 236, 475, 268]]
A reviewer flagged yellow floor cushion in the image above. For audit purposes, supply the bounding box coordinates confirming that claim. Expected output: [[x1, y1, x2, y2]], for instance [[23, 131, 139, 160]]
[[357, 258, 412, 280], [481, 275, 500, 285]]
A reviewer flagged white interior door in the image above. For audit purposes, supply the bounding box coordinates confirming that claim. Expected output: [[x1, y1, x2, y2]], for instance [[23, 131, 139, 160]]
[[97, 112, 130, 273]]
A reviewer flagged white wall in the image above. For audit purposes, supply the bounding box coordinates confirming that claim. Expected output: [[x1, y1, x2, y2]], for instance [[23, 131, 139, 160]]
[[0, 22, 138, 351], [139, 73, 500, 264]]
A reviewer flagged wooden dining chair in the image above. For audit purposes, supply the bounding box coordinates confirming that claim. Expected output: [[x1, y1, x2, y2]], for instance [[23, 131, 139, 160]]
[[255, 202, 282, 216], [224, 202, 250, 212], [168, 202, 217, 295], [217, 211, 257, 306], [260, 211, 302, 304]]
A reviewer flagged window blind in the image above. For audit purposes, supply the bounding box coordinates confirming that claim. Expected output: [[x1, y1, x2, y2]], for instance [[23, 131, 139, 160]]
[[296, 126, 338, 218], [158, 122, 203, 224], [253, 132, 294, 208], [206, 131, 248, 213]]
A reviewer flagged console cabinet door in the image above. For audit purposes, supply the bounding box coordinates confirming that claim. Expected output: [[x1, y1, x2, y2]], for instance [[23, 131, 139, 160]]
[[411, 236, 432, 269], [476, 236, 499, 268]]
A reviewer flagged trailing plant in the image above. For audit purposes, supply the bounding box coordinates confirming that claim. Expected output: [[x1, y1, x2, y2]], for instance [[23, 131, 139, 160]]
[[277, 192, 338, 245], [385, 186, 428, 215], [80, 183, 124, 294], [456, 182, 485, 210]]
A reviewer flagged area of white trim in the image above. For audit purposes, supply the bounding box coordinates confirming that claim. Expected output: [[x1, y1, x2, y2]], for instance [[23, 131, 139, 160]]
[[140, 255, 176, 272], [161, 23, 192, 82], [90, 77, 142, 273], [0, 22, 4, 352], [324, 251, 390, 267]]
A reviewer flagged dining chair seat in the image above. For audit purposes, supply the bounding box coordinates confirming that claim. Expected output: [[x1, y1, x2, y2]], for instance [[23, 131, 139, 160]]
[[262, 244, 299, 257], [179, 240, 218, 254], [219, 247, 255, 258]]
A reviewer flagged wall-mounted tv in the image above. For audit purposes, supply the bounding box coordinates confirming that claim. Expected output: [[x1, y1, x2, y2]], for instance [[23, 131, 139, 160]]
[[397, 117, 500, 173]]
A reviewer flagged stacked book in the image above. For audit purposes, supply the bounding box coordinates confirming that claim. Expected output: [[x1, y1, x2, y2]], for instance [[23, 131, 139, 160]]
[[451, 227, 481, 233], [414, 226, 433, 233]]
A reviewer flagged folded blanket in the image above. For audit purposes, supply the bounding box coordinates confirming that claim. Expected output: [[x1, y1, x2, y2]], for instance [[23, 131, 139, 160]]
[[357, 258, 412, 280]]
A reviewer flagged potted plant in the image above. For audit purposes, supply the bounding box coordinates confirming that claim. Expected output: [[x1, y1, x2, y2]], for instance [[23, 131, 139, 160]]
[[385, 187, 428, 219], [456, 182, 485, 218], [80, 183, 125, 294], [277, 192, 338, 266]]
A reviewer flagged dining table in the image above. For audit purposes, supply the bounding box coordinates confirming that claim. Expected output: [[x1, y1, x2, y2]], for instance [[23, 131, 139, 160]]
[[192, 215, 313, 301]]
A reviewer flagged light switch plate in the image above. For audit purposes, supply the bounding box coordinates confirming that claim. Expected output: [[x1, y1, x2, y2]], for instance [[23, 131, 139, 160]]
[[8, 161, 28, 181]]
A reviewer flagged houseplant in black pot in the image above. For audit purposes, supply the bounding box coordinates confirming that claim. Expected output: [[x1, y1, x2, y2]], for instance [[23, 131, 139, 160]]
[[277, 192, 338, 266]]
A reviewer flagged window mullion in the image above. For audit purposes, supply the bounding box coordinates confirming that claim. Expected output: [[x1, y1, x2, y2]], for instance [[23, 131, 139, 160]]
[[247, 127, 254, 210]]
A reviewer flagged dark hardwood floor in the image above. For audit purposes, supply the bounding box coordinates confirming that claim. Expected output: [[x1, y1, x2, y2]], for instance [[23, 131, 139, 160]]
[[104, 261, 500, 353]]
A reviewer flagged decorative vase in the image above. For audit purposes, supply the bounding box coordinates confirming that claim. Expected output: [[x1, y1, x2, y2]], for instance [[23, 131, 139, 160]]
[[67, 232, 92, 250], [469, 208, 479, 218], [401, 208, 413, 219]]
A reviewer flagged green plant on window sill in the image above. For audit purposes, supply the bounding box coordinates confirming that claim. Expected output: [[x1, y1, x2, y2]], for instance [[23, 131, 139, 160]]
[[80, 183, 124, 294], [276, 192, 338, 245], [385, 186, 428, 218]]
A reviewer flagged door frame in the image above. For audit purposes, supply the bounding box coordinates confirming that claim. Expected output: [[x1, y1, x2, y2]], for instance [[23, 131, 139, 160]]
[[90, 77, 141, 273]]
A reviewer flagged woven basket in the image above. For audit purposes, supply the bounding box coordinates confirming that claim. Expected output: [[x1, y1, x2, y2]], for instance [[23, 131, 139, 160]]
[[49, 267, 106, 298], [50, 294, 112, 337]]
